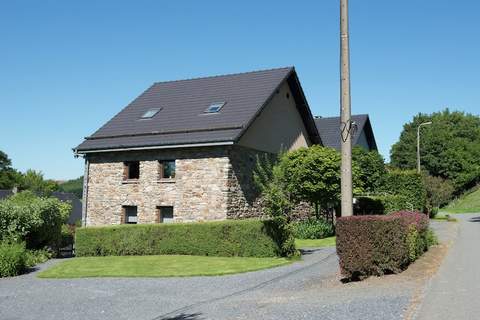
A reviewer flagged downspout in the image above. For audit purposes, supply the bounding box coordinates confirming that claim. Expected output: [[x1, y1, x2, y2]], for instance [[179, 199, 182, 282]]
[[81, 156, 90, 227]]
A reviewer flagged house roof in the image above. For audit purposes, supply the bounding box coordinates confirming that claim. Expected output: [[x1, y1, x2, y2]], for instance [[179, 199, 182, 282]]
[[314, 114, 377, 151], [75, 67, 321, 153]]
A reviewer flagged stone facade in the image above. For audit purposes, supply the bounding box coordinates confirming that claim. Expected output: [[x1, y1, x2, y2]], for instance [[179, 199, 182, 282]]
[[84, 145, 270, 226]]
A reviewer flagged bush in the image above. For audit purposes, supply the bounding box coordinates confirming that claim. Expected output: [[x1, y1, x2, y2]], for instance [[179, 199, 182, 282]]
[[0, 191, 71, 249], [25, 249, 52, 268], [423, 175, 455, 212], [291, 218, 335, 239], [336, 211, 432, 279], [0, 241, 27, 277], [381, 170, 427, 212], [355, 194, 412, 215], [75, 219, 296, 258]]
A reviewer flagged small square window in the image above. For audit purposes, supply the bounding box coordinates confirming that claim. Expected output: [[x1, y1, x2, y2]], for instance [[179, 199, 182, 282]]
[[156, 206, 174, 223], [124, 161, 140, 180], [123, 206, 137, 224], [159, 160, 176, 179], [141, 108, 161, 119], [204, 102, 225, 113]]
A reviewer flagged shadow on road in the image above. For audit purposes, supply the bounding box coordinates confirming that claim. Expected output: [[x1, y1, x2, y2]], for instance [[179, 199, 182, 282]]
[[158, 313, 204, 320], [468, 216, 480, 223]]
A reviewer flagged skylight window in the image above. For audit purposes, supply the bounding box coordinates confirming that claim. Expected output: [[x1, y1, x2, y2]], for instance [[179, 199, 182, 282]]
[[204, 102, 225, 114], [141, 108, 161, 119]]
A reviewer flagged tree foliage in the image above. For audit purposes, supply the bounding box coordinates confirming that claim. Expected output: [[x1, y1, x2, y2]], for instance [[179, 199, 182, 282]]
[[18, 170, 59, 196], [0, 150, 21, 189], [352, 147, 387, 193], [390, 109, 480, 191], [59, 176, 84, 199]]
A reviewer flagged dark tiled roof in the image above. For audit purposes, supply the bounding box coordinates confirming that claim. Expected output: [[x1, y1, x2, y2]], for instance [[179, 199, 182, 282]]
[[314, 114, 377, 151], [51, 192, 82, 225], [75, 67, 320, 152]]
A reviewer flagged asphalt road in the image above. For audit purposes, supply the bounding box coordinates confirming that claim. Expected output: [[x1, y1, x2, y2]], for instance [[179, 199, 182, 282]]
[[0, 220, 456, 320], [415, 213, 480, 320]]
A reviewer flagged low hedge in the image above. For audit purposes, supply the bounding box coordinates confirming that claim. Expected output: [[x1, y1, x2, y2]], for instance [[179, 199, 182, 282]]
[[336, 211, 433, 280], [291, 218, 335, 239], [354, 195, 414, 215], [75, 219, 295, 258]]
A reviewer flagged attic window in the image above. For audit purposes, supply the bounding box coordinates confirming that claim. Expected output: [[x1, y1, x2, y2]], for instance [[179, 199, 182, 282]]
[[204, 102, 225, 113], [141, 108, 161, 119]]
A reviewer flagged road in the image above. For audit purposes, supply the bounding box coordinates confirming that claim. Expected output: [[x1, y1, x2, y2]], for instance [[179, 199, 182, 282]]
[[0, 220, 457, 320], [415, 213, 480, 320]]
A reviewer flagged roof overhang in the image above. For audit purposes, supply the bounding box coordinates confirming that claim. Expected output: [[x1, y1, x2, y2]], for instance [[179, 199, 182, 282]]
[[74, 141, 234, 155]]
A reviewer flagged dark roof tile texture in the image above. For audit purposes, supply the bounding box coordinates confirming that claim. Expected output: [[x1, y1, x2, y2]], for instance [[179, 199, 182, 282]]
[[314, 114, 377, 150], [76, 67, 312, 152]]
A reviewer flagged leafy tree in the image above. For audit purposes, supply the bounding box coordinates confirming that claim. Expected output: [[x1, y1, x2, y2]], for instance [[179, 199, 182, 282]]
[[0, 150, 22, 189], [352, 147, 387, 193], [58, 176, 84, 199], [276, 146, 363, 217], [422, 175, 455, 209], [390, 109, 480, 192], [18, 170, 59, 196]]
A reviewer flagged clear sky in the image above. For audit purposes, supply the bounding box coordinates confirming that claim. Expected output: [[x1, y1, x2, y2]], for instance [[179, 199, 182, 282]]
[[0, 0, 478, 180]]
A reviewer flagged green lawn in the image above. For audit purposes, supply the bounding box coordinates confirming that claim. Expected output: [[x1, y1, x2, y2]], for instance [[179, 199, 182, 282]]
[[37, 255, 292, 279], [443, 188, 480, 214], [295, 236, 336, 248]]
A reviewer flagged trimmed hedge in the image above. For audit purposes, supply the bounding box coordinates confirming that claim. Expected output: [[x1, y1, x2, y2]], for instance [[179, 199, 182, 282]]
[[354, 195, 411, 215], [336, 211, 432, 279], [75, 219, 295, 258], [381, 170, 427, 212]]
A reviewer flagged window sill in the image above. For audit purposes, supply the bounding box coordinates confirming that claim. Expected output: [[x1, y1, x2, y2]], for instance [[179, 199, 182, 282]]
[[122, 179, 139, 184], [157, 179, 176, 184]]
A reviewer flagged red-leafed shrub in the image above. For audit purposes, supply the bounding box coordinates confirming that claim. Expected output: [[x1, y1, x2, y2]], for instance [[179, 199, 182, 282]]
[[336, 211, 434, 280]]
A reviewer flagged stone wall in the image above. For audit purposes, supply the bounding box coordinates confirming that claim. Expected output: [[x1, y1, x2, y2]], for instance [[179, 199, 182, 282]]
[[85, 147, 231, 226]]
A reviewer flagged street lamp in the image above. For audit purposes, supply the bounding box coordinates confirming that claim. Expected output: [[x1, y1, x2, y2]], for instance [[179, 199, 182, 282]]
[[417, 122, 432, 173]]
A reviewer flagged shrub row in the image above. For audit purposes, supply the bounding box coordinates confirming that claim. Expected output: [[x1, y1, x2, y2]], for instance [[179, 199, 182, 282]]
[[0, 241, 27, 277], [381, 170, 427, 212], [75, 219, 296, 258], [354, 195, 412, 215], [291, 218, 335, 239], [0, 191, 71, 249], [336, 211, 434, 280]]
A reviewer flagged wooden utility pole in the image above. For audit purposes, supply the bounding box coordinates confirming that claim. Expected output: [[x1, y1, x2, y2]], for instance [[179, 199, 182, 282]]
[[340, 0, 353, 216]]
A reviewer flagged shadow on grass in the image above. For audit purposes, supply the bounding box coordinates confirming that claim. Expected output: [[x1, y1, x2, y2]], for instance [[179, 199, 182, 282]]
[[158, 313, 204, 320]]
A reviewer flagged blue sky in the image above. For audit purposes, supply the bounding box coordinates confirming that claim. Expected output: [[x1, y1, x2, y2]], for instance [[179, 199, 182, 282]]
[[0, 0, 478, 180]]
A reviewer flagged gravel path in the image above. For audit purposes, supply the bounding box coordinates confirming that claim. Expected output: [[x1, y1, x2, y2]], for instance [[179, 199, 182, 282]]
[[415, 213, 480, 320], [0, 220, 457, 320]]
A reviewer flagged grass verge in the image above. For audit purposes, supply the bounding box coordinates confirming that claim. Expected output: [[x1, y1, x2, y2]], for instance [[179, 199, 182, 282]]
[[37, 255, 292, 278], [443, 187, 480, 214], [295, 236, 336, 248]]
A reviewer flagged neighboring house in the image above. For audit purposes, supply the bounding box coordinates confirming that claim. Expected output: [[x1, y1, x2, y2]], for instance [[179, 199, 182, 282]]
[[51, 192, 82, 225], [0, 189, 82, 225], [314, 114, 377, 151], [74, 67, 321, 226]]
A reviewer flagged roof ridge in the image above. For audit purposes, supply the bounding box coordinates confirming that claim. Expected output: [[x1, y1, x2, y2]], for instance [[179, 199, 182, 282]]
[[152, 66, 294, 86], [315, 114, 369, 120]]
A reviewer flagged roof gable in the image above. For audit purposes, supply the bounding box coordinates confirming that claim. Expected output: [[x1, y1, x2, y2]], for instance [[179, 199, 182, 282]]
[[75, 67, 320, 153], [314, 114, 377, 151]]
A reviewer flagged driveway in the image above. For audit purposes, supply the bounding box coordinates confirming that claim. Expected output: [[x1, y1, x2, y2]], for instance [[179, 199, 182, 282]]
[[415, 213, 480, 319], [0, 221, 455, 320]]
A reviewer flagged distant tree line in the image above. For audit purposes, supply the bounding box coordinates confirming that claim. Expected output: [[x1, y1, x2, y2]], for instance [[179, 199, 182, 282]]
[[0, 150, 83, 199]]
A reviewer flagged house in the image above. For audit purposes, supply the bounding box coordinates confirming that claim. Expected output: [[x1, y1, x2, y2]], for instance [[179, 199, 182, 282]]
[[0, 189, 82, 225], [314, 114, 377, 151], [74, 67, 322, 226]]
